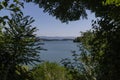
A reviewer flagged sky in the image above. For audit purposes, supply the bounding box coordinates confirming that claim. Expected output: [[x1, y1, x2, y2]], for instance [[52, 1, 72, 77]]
[[1, 2, 96, 37]]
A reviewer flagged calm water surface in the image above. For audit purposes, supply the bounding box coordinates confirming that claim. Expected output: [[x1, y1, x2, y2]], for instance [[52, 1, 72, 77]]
[[40, 41, 80, 62]]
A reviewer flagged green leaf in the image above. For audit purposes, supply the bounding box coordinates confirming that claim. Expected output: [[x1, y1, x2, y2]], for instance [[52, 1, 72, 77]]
[[0, 5, 3, 10], [14, 0, 19, 2], [9, 4, 15, 8], [2, 21, 6, 25], [3, 16, 9, 19], [12, 7, 20, 12], [2, 1, 8, 7]]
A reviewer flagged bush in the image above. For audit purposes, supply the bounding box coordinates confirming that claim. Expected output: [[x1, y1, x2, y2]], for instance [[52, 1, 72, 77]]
[[31, 62, 73, 80]]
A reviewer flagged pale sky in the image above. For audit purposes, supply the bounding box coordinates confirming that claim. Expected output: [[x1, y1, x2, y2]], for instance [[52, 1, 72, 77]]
[[1, 2, 96, 37]]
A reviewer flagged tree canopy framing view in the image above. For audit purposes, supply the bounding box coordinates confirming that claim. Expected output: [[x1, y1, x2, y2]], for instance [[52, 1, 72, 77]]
[[0, 0, 120, 80]]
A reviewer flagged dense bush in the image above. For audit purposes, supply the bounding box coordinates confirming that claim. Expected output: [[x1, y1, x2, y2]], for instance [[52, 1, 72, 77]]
[[0, 13, 42, 80], [31, 62, 73, 80]]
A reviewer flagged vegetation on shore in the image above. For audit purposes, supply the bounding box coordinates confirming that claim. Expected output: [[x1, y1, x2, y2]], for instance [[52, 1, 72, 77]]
[[31, 62, 73, 80], [73, 37, 81, 42]]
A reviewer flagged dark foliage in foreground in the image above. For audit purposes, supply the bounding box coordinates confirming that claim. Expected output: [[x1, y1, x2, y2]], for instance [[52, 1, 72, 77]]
[[0, 13, 42, 80]]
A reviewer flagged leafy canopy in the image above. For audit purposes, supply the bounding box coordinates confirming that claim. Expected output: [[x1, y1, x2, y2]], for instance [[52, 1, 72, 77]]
[[0, 13, 42, 80]]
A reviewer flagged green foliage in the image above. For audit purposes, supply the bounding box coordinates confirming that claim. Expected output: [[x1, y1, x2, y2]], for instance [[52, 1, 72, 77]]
[[61, 31, 97, 80], [72, 17, 120, 80], [23, 1, 120, 80], [31, 62, 72, 80], [61, 53, 85, 80], [0, 0, 120, 80], [74, 30, 94, 51], [24, 0, 120, 23], [0, 0, 24, 25], [73, 37, 81, 42], [105, 0, 120, 6], [79, 31, 94, 51], [91, 18, 120, 80], [25, 0, 87, 23], [0, 13, 42, 80]]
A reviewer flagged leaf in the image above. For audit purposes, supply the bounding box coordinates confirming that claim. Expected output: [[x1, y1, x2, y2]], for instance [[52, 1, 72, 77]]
[[3, 16, 9, 19], [2, 1, 8, 7], [2, 21, 6, 25], [13, 0, 19, 4], [19, 2, 24, 8], [9, 4, 15, 8], [12, 7, 20, 12], [0, 5, 3, 10]]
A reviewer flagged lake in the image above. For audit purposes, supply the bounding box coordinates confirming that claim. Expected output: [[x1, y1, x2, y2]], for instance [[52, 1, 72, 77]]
[[40, 40, 80, 62]]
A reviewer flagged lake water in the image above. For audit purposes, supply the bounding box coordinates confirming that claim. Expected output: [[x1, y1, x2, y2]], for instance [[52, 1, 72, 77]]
[[40, 40, 80, 62]]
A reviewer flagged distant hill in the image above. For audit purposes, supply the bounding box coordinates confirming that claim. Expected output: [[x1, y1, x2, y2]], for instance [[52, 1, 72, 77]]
[[39, 36, 75, 41]]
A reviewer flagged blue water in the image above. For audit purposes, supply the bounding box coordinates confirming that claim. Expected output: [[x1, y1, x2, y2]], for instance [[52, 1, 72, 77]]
[[40, 40, 80, 62]]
